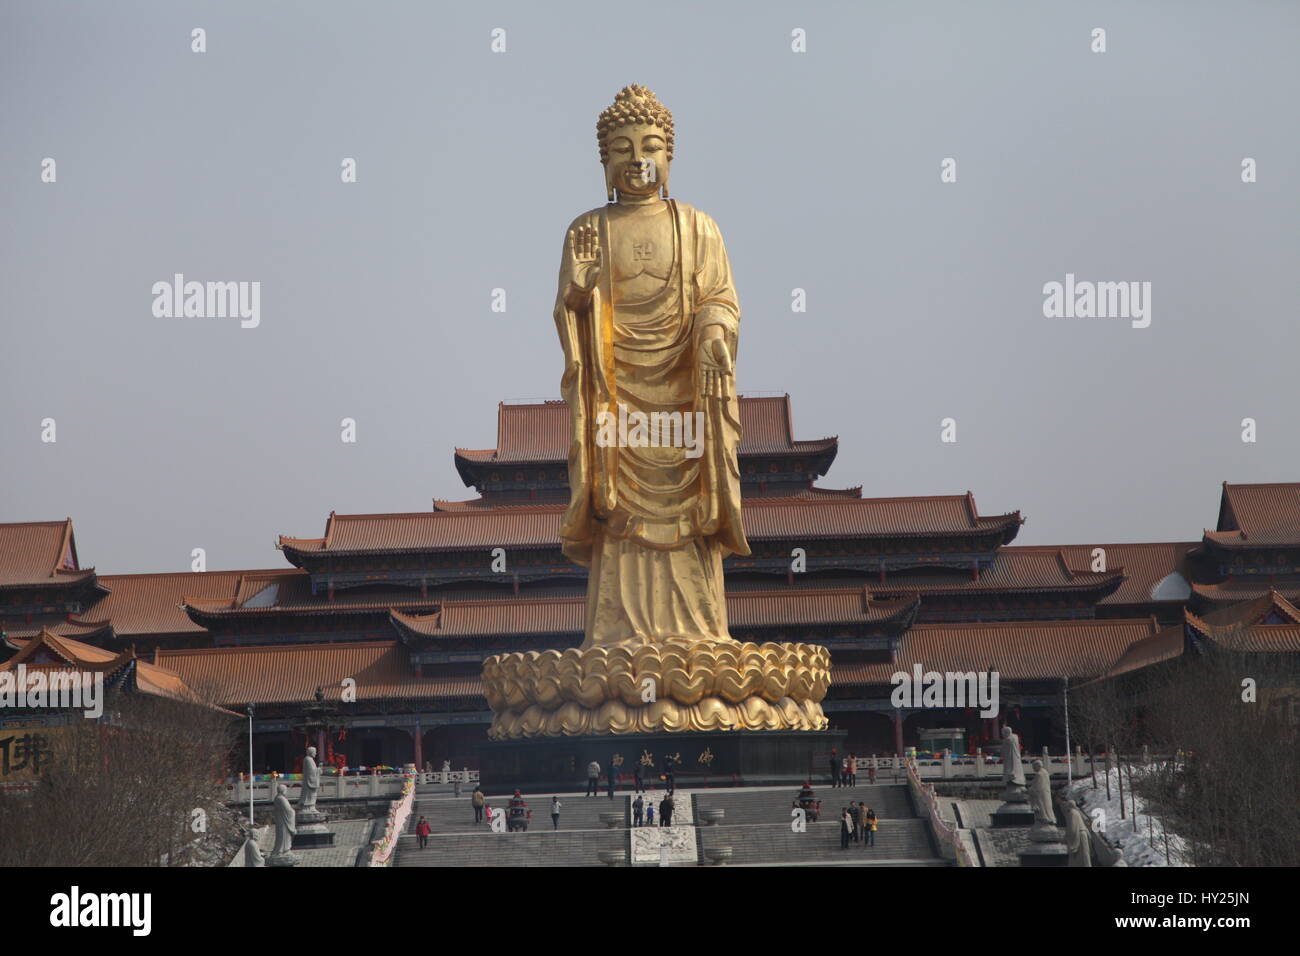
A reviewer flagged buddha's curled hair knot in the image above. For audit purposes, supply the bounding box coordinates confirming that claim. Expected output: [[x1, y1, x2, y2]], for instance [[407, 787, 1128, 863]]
[[597, 84, 675, 164]]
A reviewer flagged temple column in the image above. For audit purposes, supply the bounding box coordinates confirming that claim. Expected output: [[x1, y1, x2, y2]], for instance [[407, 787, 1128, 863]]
[[413, 719, 423, 771], [893, 710, 904, 757]]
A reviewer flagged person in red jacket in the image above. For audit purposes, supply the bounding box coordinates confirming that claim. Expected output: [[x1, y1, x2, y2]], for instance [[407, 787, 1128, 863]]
[[415, 816, 431, 849]]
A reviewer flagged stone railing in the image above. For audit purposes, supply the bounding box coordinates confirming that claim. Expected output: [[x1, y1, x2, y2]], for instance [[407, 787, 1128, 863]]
[[904, 756, 977, 867], [226, 767, 479, 805], [228, 770, 409, 805], [368, 774, 417, 868], [886, 748, 1098, 781]]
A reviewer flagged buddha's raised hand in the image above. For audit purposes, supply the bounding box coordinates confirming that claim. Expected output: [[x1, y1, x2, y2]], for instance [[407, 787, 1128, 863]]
[[562, 224, 601, 307]]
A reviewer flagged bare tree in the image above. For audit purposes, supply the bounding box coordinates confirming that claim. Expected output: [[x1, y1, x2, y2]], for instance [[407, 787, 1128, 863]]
[[0, 687, 241, 867]]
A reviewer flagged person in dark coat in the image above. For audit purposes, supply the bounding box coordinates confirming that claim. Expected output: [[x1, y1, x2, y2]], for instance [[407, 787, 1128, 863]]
[[659, 795, 674, 827], [633, 762, 645, 793], [840, 807, 851, 849], [662, 754, 676, 794], [633, 794, 645, 827]]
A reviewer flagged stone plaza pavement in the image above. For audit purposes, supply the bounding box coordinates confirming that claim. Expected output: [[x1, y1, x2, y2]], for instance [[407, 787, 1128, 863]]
[[253, 818, 374, 867]]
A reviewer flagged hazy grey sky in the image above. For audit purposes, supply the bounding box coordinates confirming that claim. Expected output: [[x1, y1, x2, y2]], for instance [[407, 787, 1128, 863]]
[[2, 0, 1297, 574]]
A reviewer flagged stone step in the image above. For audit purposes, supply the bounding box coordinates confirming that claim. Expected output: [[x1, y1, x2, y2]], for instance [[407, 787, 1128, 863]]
[[697, 819, 939, 866], [394, 829, 627, 867], [693, 784, 915, 825], [405, 792, 630, 836]]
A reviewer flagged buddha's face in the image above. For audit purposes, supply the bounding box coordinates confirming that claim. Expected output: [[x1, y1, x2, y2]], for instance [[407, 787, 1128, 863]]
[[604, 123, 670, 199]]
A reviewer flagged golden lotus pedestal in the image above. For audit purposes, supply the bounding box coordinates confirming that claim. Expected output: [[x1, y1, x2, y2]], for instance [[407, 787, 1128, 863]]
[[478, 638, 841, 789], [482, 638, 831, 738]]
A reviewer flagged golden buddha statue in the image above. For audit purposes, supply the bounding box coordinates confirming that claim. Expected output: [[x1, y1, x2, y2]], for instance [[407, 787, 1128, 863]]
[[482, 86, 830, 738]]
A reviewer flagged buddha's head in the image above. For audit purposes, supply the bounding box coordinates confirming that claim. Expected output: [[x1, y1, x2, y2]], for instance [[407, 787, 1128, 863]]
[[597, 85, 674, 202]]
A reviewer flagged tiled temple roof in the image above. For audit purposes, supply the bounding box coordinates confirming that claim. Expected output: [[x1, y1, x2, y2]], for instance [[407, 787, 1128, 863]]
[[0, 519, 96, 589], [832, 618, 1162, 686], [1184, 589, 1300, 652], [453, 395, 838, 472], [155, 641, 479, 706], [1205, 482, 1300, 548], [390, 586, 919, 640], [0, 627, 219, 708], [281, 493, 1021, 558]]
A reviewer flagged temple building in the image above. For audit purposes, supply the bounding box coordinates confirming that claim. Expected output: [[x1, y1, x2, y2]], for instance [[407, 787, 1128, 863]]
[[3, 396, 1298, 774]]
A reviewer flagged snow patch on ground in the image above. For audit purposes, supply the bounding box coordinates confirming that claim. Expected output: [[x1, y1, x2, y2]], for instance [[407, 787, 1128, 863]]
[[1067, 768, 1191, 867]]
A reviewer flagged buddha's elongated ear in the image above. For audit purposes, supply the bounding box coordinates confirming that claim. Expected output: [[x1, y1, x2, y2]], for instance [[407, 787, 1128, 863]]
[[604, 163, 616, 202], [660, 166, 670, 199]]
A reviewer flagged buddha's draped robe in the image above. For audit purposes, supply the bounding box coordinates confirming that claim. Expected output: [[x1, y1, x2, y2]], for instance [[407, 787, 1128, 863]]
[[554, 200, 749, 648]]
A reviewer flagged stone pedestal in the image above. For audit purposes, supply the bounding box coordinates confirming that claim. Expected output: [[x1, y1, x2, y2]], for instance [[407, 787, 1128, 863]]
[[480, 729, 846, 792], [291, 808, 335, 849], [991, 783, 1034, 827], [1019, 820, 1068, 866]]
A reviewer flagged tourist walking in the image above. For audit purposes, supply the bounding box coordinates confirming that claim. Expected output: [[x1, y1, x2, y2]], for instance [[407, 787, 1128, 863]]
[[607, 762, 618, 799], [416, 815, 431, 849], [633, 794, 645, 827], [659, 795, 674, 827], [472, 784, 485, 824], [663, 754, 676, 795], [586, 759, 601, 797], [645, 802, 655, 826], [633, 762, 645, 793], [847, 754, 857, 787], [840, 807, 851, 849], [551, 796, 561, 830], [850, 802, 862, 843], [865, 808, 877, 846]]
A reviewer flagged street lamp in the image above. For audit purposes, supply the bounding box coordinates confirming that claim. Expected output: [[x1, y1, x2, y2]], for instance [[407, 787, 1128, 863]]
[[246, 704, 255, 825]]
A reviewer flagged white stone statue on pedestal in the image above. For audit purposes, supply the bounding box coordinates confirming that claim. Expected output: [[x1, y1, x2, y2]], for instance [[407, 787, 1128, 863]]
[[1000, 725, 1027, 801], [1027, 758, 1063, 843], [268, 783, 298, 866], [300, 746, 321, 813]]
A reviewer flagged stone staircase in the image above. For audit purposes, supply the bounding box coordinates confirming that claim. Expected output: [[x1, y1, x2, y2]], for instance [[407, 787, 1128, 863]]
[[692, 785, 949, 866], [393, 783, 948, 867], [394, 786, 629, 867]]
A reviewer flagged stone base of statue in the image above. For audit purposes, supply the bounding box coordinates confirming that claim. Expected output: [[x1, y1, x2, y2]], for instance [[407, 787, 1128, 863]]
[[1019, 837, 1069, 867], [481, 638, 831, 738], [291, 808, 335, 849], [481, 728, 846, 791], [991, 785, 1035, 827], [1029, 821, 1065, 843], [267, 850, 299, 867]]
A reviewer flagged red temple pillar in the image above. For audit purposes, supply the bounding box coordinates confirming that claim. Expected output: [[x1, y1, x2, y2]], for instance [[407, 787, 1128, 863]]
[[893, 711, 904, 756], [413, 720, 423, 771]]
